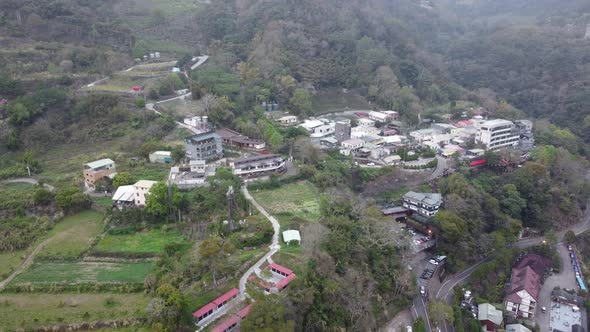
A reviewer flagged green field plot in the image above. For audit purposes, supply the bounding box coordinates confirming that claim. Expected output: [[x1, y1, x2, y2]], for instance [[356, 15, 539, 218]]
[[37, 210, 104, 260], [12, 261, 154, 285], [251, 181, 321, 224], [0, 293, 150, 331], [0, 250, 25, 279], [93, 229, 186, 255], [0, 182, 36, 210]]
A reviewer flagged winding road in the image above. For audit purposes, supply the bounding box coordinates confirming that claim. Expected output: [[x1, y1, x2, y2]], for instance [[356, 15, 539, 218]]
[[197, 187, 281, 329], [429, 201, 590, 332], [239, 187, 281, 294]]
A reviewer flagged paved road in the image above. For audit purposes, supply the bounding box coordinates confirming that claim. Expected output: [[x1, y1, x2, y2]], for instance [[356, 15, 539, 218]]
[[191, 55, 209, 70], [197, 187, 280, 330], [428, 155, 448, 181], [239, 187, 280, 294], [431, 201, 590, 332], [2, 177, 55, 192]]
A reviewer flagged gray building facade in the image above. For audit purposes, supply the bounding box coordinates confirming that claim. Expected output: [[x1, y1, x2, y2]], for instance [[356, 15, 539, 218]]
[[185, 131, 223, 161]]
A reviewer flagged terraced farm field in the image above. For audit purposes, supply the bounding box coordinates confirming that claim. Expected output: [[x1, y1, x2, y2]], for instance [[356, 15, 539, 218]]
[[37, 210, 104, 260], [93, 229, 186, 255], [12, 262, 154, 285], [0, 293, 150, 331]]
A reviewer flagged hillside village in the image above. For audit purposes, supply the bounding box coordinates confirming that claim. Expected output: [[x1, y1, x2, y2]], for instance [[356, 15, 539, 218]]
[[1, 0, 590, 332]]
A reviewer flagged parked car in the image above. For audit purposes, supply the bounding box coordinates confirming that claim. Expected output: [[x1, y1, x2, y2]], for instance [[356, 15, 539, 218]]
[[407, 326, 413, 332], [420, 285, 426, 297]]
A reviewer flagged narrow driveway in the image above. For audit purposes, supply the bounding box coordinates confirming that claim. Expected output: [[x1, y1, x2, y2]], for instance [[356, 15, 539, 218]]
[[197, 186, 280, 329], [239, 187, 280, 294]]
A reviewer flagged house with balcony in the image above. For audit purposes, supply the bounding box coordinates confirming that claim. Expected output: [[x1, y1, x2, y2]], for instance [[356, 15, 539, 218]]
[[216, 128, 266, 151], [185, 131, 223, 161], [505, 254, 551, 319], [402, 191, 442, 217], [230, 154, 286, 178], [476, 119, 520, 150]]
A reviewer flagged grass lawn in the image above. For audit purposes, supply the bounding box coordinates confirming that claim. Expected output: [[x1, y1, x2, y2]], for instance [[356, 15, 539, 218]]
[[250, 181, 321, 227], [117, 162, 170, 182], [92, 196, 114, 209], [0, 250, 25, 279], [0, 293, 150, 331], [273, 244, 305, 276], [12, 261, 154, 285], [93, 229, 186, 255], [36, 210, 104, 260]]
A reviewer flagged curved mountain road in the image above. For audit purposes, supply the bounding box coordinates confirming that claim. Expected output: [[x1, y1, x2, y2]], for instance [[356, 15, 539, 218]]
[[433, 202, 590, 332]]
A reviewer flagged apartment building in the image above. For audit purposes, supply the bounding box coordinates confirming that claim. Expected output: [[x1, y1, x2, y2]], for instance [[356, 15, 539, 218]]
[[83, 158, 116, 189], [402, 191, 442, 217], [230, 154, 286, 178], [185, 131, 223, 161], [476, 119, 520, 150]]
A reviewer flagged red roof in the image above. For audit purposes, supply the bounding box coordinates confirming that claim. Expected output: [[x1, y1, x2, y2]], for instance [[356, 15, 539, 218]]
[[238, 304, 253, 319], [276, 273, 297, 290], [470, 159, 487, 167], [211, 315, 240, 332], [213, 288, 240, 305], [269, 263, 293, 276], [193, 302, 216, 318], [455, 120, 474, 128], [514, 253, 551, 275], [508, 266, 541, 302]]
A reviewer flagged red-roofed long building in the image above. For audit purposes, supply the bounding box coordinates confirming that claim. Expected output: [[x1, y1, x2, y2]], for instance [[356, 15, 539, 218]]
[[193, 288, 240, 323], [505, 254, 551, 319], [269, 263, 293, 277]]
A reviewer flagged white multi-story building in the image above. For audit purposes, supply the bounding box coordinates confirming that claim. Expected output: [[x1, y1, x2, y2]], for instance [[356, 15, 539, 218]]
[[112, 179, 157, 208], [476, 119, 520, 150], [133, 180, 157, 206], [339, 138, 365, 156], [402, 191, 442, 217]]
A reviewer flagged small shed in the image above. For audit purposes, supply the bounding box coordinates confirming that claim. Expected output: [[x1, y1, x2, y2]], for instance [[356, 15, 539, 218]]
[[282, 230, 301, 245]]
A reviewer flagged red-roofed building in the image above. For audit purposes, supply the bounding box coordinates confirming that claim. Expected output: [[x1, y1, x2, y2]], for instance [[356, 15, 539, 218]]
[[238, 304, 253, 319], [276, 273, 297, 291], [269, 263, 293, 277], [455, 120, 474, 128], [505, 254, 551, 319], [470, 159, 487, 167], [213, 288, 240, 309], [193, 302, 217, 322], [211, 315, 240, 332]]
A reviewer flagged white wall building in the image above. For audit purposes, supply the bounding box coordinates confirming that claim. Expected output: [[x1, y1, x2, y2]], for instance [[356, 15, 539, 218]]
[[357, 118, 376, 127], [340, 138, 365, 156], [476, 119, 520, 150], [277, 115, 298, 126], [133, 180, 157, 206]]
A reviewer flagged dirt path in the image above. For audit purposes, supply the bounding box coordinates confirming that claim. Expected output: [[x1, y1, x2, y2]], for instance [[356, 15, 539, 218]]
[[0, 238, 51, 290], [2, 177, 55, 192]]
